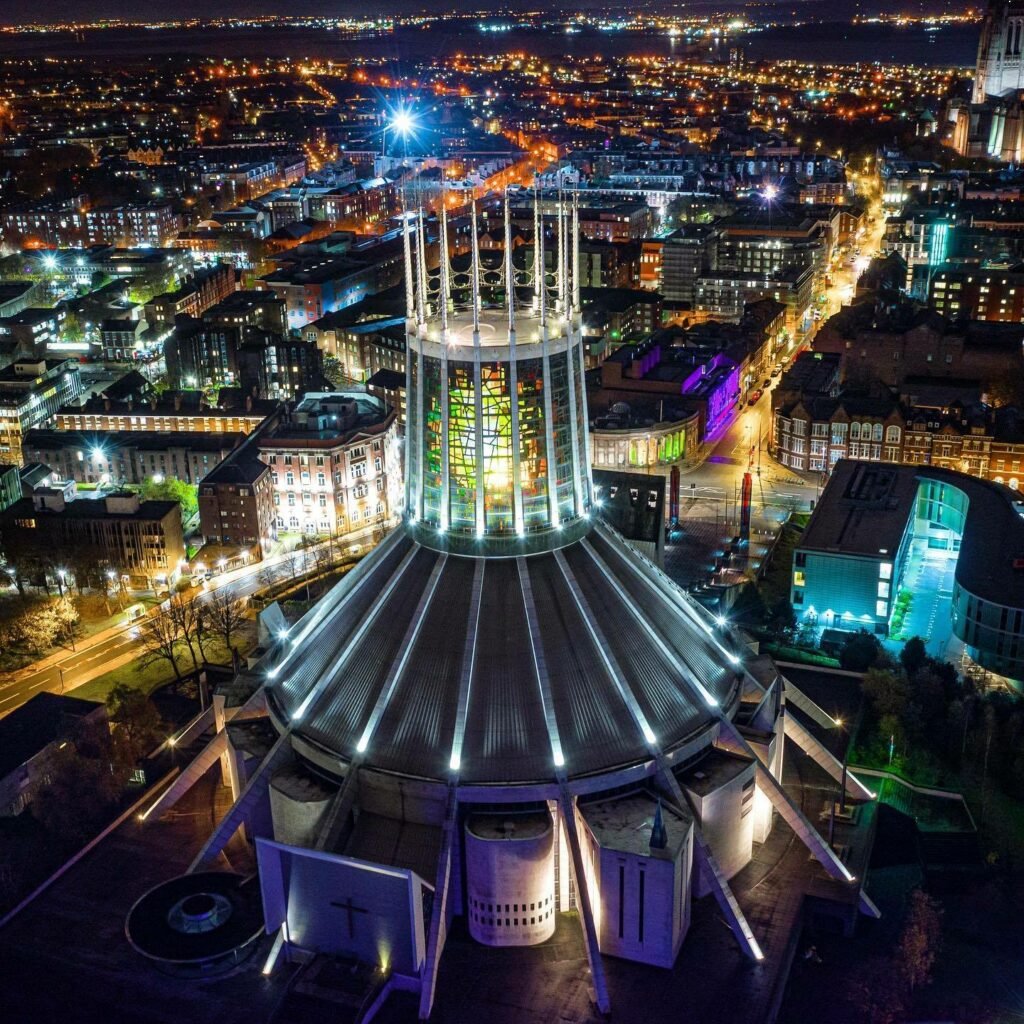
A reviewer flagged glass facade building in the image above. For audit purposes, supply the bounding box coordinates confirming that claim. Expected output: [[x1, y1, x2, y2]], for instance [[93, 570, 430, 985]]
[[407, 308, 591, 543]]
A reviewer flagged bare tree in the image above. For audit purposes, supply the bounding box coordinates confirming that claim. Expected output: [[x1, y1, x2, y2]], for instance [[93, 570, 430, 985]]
[[205, 590, 246, 654], [167, 592, 206, 671], [137, 608, 185, 681], [257, 561, 279, 593]]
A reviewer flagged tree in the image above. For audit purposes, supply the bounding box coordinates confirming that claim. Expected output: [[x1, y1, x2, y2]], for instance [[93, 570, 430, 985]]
[[205, 590, 246, 653], [768, 596, 796, 637], [107, 683, 164, 766], [863, 668, 910, 720], [900, 636, 928, 677], [139, 477, 198, 519], [323, 355, 345, 389], [167, 592, 206, 671], [17, 600, 61, 655], [897, 889, 942, 993], [846, 953, 906, 1024], [136, 607, 185, 681], [32, 747, 123, 846], [839, 630, 883, 672], [49, 594, 80, 651]]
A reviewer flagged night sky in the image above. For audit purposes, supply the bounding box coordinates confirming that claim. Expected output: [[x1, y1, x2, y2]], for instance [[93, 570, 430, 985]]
[[0, 0, 972, 27]]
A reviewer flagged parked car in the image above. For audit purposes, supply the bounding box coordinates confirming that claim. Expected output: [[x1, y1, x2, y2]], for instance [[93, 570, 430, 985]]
[[748, 389, 763, 406]]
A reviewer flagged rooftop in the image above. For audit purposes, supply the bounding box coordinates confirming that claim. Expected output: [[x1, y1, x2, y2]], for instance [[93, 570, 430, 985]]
[[798, 461, 919, 558], [580, 791, 689, 858], [265, 522, 744, 787], [0, 691, 103, 780]]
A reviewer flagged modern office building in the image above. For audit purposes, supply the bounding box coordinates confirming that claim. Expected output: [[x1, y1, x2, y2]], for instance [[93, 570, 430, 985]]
[[792, 459, 1024, 682], [0, 489, 185, 588], [0, 358, 83, 466]]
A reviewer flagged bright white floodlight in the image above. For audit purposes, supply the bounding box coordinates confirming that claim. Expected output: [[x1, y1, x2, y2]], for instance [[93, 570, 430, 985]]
[[391, 109, 415, 136]]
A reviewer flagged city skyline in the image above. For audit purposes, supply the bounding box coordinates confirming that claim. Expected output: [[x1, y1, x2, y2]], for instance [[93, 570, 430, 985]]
[[0, 5, 1014, 1023]]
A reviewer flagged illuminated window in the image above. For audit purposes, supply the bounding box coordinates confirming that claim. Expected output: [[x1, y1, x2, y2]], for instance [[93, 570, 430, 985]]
[[879, 562, 893, 580], [446, 364, 479, 530], [876, 600, 888, 617], [793, 570, 805, 587]]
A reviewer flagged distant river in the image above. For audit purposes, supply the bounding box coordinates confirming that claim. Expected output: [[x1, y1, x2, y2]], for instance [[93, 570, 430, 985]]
[[0, 21, 980, 68]]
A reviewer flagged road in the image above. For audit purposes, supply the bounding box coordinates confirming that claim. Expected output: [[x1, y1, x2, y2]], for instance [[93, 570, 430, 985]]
[[677, 175, 885, 519], [0, 541, 342, 717]]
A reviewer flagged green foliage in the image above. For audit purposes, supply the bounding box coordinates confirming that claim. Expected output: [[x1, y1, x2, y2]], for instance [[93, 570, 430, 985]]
[[844, 888, 941, 1024], [106, 683, 164, 766], [0, 595, 80, 658], [138, 477, 198, 519], [32, 747, 124, 845], [900, 636, 928, 677], [839, 629, 883, 672]]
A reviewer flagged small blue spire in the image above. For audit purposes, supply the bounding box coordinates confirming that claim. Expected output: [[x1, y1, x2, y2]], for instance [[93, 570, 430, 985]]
[[650, 799, 668, 850]]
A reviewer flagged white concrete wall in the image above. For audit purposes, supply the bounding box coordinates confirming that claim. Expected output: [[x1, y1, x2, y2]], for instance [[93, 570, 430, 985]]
[[593, 843, 687, 969], [269, 777, 332, 848], [686, 760, 756, 893], [464, 815, 556, 947]]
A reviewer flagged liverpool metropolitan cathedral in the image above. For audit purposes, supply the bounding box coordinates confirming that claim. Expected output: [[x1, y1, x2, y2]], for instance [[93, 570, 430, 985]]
[[127, 192, 879, 1020]]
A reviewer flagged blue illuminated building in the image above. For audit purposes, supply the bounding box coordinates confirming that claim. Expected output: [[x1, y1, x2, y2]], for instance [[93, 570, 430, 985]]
[[793, 459, 1024, 683]]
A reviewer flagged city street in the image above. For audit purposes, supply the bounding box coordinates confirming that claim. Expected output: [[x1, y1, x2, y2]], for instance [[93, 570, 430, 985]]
[[0, 540, 341, 717], [676, 175, 885, 523]]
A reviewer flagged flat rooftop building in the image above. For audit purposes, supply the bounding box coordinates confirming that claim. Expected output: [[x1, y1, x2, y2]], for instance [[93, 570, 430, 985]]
[[794, 459, 1024, 682]]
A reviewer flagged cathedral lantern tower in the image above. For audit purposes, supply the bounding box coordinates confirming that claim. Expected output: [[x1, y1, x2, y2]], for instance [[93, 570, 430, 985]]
[[403, 191, 591, 551]]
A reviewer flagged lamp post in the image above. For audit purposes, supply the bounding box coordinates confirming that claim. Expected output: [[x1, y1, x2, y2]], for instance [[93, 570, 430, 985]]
[[828, 716, 848, 850]]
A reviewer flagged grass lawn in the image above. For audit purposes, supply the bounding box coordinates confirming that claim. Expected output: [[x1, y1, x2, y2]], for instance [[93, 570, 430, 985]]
[[73, 623, 257, 704]]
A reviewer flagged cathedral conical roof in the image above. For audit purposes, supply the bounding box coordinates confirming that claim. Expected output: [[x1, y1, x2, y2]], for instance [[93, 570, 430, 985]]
[[266, 521, 743, 786]]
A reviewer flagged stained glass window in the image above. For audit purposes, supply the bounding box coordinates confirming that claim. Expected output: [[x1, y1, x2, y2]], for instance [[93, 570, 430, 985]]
[[480, 362, 514, 532], [448, 363, 477, 531], [517, 358, 549, 529]]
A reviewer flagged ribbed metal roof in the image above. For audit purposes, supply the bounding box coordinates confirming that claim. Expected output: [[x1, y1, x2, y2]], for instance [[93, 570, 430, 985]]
[[266, 522, 744, 786]]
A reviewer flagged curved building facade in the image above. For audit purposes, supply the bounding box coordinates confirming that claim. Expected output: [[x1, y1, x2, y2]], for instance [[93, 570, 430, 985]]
[[794, 460, 1024, 683], [465, 811, 556, 946], [404, 207, 590, 542]]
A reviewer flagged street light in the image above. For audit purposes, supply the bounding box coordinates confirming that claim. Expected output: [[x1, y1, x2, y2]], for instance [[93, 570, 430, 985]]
[[390, 109, 415, 137], [828, 716, 848, 849]]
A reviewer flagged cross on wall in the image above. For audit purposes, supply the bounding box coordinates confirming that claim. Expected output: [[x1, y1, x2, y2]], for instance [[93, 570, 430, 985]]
[[330, 895, 370, 938]]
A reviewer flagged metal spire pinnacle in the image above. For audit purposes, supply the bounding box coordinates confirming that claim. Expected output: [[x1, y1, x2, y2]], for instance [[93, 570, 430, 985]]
[[402, 209, 414, 322], [557, 188, 567, 314], [533, 175, 543, 314], [439, 192, 450, 336], [571, 190, 580, 313], [415, 208, 426, 327], [538, 194, 548, 329], [650, 798, 668, 850], [504, 188, 515, 338], [470, 198, 481, 345]]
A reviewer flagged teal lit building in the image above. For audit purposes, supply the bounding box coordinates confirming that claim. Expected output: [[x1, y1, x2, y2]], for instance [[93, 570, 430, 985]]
[[793, 460, 1024, 683]]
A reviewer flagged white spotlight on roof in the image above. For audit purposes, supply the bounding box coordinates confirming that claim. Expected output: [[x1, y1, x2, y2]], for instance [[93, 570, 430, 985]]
[[391, 109, 415, 136]]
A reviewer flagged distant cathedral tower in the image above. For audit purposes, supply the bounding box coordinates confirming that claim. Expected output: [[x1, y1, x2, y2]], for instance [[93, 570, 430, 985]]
[[973, 0, 1024, 102], [948, 1, 1024, 159]]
